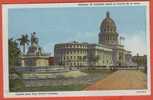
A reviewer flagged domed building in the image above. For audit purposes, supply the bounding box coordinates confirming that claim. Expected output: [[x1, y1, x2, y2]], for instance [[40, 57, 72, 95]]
[[99, 11, 132, 66], [54, 11, 134, 67]]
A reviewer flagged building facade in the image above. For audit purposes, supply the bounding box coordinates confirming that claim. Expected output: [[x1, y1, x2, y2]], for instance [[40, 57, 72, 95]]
[[54, 42, 113, 67], [54, 42, 88, 67], [87, 44, 113, 66]]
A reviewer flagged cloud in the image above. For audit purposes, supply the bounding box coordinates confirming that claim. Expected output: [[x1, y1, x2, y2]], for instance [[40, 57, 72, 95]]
[[42, 31, 148, 56], [123, 32, 147, 56]]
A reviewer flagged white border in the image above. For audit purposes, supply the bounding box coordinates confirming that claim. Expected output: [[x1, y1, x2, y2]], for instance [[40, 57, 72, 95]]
[[2, 1, 151, 98]]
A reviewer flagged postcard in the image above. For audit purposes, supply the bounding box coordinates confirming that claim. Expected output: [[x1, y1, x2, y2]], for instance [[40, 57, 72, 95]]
[[2, 1, 151, 98]]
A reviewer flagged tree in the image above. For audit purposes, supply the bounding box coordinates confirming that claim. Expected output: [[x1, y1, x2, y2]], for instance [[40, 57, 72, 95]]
[[9, 38, 22, 85], [9, 38, 24, 91], [9, 38, 21, 66], [17, 34, 30, 54]]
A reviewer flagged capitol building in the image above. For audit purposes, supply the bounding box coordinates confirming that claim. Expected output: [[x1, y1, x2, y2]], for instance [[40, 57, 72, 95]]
[[54, 12, 133, 67]]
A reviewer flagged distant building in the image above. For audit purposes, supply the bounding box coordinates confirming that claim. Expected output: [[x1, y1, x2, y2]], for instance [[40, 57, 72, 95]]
[[20, 32, 49, 67], [54, 12, 135, 67], [132, 54, 147, 67]]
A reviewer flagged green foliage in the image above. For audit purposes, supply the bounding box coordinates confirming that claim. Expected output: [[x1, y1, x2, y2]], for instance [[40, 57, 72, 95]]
[[9, 38, 24, 91], [17, 34, 30, 54], [9, 38, 21, 66], [10, 84, 87, 92], [9, 79, 25, 92]]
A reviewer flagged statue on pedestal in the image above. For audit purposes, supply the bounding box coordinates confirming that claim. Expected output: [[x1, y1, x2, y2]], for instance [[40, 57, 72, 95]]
[[27, 32, 41, 56], [31, 32, 39, 47]]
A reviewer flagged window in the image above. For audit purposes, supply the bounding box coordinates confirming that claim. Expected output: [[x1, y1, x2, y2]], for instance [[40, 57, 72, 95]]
[[74, 62, 76, 66]]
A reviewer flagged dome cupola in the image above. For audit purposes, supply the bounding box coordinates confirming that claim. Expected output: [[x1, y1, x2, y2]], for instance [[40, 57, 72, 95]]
[[100, 11, 117, 33], [98, 12, 119, 45]]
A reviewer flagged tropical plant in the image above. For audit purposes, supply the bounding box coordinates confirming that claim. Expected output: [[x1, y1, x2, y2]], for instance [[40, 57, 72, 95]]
[[17, 34, 30, 54]]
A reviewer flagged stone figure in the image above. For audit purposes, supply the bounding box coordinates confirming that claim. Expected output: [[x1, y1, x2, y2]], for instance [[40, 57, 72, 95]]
[[31, 32, 39, 46]]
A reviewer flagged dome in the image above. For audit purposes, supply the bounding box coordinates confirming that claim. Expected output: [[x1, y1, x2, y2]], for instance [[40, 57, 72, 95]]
[[100, 12, 117, 33]]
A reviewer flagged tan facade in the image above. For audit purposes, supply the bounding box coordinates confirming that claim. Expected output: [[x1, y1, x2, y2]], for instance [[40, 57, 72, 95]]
[[54, 42, 88, 67], [54, 42, 113, 67]]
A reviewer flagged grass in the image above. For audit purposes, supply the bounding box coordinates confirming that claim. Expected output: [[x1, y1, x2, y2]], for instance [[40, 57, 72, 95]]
[[81, 69, 114, 74], [10, 69, 115, 92], [9, 79, 25, 92], [10, 83, 87, 92]]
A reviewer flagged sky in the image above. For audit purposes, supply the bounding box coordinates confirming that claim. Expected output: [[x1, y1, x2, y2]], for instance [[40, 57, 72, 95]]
[[8, 5, 148, 56]]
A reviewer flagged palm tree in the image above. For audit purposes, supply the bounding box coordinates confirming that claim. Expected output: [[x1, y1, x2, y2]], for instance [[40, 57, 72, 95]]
[[17, 34, 30, 55]]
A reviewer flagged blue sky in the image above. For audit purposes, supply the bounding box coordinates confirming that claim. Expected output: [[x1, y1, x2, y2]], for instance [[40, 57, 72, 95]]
[[8, 5, 147, 56]]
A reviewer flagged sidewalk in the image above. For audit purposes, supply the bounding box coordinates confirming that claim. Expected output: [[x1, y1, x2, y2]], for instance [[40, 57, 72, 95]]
[[85, 70, 147, 90]]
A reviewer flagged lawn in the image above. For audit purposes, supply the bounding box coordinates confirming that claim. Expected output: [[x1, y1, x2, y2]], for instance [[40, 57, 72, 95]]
[[10, 81, 87, 92], [10, 69, 115, 92]]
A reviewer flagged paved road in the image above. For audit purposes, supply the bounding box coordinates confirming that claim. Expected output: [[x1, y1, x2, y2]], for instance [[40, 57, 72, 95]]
[[85, 70, 147, 90]]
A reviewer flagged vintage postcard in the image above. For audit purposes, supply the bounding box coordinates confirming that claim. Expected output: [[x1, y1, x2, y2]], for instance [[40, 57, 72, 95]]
[[2, 1, 150, 98]]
